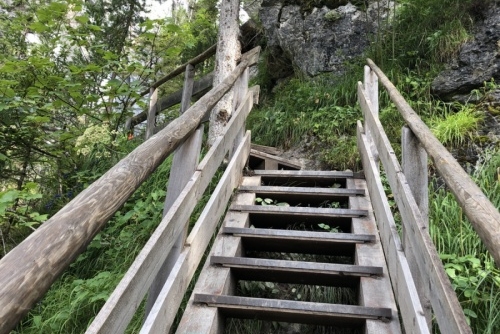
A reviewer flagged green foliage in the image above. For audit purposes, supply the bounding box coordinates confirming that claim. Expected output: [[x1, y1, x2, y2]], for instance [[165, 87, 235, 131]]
[[249, 71, 361, 170], [430, 107, 483, 146], [430, 150, 500, 332]]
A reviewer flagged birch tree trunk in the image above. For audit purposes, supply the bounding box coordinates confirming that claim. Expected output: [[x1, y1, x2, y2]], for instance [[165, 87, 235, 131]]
[[208, 0, 241, 146]]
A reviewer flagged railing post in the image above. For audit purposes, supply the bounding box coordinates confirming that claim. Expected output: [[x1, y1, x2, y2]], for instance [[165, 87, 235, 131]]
[[363, 65, 379, 168], [229, 67, 249, 158], [145, 87, 158, 140], [145, 64, 202, 316], [402, 125, 431, 327]]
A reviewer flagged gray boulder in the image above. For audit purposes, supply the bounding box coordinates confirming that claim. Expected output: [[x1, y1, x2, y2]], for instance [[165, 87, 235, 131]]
[[431, 5, 500, 102], [259, 0, 394, 77]]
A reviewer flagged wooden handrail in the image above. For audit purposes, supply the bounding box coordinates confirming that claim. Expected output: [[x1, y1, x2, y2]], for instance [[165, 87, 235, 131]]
[[129, 71, 214, 128], [138, 44, 216, 97], [0, 46, 260, 334], [366, 58, 500, 267]]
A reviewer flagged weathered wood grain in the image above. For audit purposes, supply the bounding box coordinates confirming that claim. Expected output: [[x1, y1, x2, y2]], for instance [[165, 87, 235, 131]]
[[357, 123, 429, 334], [193, 294, 392, 325], [140, 132, 251, 334], [249, 149, 302, 169], [402, 125, 432, 326], [250, 144, 281, 155], [0, 46, 260, 334], [222, 227, 375, 243], [367, 58, 500, 267], [145, 87, 158, 140], [230, 205, 367, 218], [175, 177, 261, 333], [359, 86, 472, 333], [239, 185, 364, 197], [211, 255, 382, 276], [348, 177, 402, 334], [359, 86, 471, 332], [145, 63, 199, 316]]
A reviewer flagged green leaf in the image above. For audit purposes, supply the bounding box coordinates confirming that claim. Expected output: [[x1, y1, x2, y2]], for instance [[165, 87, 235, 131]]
[[445, 268, 456, 279], [29, 22, 48, 33], [0, 190, 20, 203], [88, 24, 102, 31], [75, 15, 89, 24], [463, 308, 477, 318]]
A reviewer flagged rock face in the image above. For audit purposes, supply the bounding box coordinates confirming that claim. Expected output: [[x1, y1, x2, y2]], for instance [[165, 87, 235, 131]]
[[259, 0, 394, 77], [431, 5, 500, 102]]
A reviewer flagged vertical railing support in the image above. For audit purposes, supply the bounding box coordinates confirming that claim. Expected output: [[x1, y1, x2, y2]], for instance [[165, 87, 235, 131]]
[[145, 87, 158, 140], [145, 64, 202, 316], [363, 65, 380, 168], [402, 125, 432, 326], [229, 67, 249, 158]]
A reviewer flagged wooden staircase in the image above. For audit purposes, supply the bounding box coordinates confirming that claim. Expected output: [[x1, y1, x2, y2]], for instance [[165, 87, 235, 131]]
[[176, 170, 401, 333]]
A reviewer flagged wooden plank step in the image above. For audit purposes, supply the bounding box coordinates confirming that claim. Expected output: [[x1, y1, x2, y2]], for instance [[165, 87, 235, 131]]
[[239, 185, 364, 197], [239, 185, 364, 207], [193, 294, 392, 326], [249, 149, 302, 170], [223, 227, 374, 256], [253, 170, 365, 178], [231, 204, 367, 218], [210, 256, 382, 287], [254, 170, 364, 187], [223, 227, 374, 243]]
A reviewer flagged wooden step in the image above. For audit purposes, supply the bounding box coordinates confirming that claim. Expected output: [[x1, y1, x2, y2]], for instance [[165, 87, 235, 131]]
[[193, 294, 392, 326], [223, 227, 374, 256], [231, 204, 367, 218], [210, 256, 382, 287], [254, 170, 364, 187], [239, 185, 364, 206]]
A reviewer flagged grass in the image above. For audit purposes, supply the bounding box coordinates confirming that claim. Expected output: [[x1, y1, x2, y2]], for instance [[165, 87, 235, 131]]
[[430, 106, 483, 146], [429, 150, 500, 332]]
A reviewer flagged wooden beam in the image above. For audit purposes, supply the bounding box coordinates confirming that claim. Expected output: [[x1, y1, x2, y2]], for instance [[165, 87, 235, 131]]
[[145, 63, 199, 316], [357, 122, 430, 334], [130, 72, 214, 128], [402, 125, 432, 326], [222, 227, 375, 243], [175, 177, 261, 333], [138, 44, 216, 97], [251, 144, 281, 155], [193, 294, 392, 326], [230, 205, 367, 218], [348, 177, 402, 333], [359, 84, 472, 333], [367, 58, 500, 267], [139, 132, 251, 334], [211, 256, 382, 276], [250, 149, 302, 169], [253, 170, 363, 178], [145, 87, 158, 140], [239, 185, 364, 197]]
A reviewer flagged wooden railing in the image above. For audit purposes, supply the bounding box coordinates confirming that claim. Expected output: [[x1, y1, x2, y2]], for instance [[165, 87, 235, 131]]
[[358, 59, 500, 333], [0, 46, 260, 334]]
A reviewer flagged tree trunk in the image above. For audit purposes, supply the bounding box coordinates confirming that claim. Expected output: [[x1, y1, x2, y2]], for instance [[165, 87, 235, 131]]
[[208, 0, 241, 146]]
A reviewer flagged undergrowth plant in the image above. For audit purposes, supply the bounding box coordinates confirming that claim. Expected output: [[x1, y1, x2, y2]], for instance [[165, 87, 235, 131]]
[[430, 150, 500, 332], [430, 106, 483, 146]]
